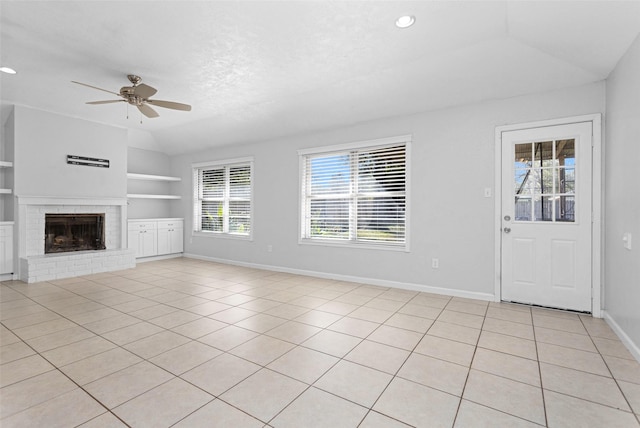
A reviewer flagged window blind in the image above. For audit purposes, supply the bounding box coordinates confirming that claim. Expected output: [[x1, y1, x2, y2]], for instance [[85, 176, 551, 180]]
[[301, 141, 407, 247], [194, 161, 252, 236]]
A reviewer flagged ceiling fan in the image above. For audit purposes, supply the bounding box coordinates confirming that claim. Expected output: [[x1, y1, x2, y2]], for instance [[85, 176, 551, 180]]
[[72, 74, 191, 118]]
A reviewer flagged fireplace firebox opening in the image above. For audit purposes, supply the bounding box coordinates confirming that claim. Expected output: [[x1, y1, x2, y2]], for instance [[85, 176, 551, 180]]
[[45, 213, 106, 254]]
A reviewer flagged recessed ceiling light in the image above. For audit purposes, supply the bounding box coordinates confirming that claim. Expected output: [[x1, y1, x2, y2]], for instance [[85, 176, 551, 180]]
[[395, 15, 415, 29], [0, 67, 17, 74]]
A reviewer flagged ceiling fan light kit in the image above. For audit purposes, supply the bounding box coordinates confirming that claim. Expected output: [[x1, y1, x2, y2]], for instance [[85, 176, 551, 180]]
[[72, 74, 191, 119]]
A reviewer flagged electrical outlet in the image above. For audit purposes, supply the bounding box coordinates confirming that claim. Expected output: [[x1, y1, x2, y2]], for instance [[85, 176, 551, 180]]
[[484, 188, 492, 198], [623, 233, 632, 250], [267, 245, 273, 252], [431, 258, 439, 269]]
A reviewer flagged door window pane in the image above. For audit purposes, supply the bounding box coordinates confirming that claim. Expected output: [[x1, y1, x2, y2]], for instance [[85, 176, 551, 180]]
[[515, 143, 533, 168], [513, 139, 576, 223], [535, 196, 554, 222], [557, 140, 575, 166], [556, 196, 575, 222], [515, 197, 531, 221], [541, 168, 555, 194], [535, 141, 554, 167], [514, 169, 532, 195], [560, 168, 575, 194]]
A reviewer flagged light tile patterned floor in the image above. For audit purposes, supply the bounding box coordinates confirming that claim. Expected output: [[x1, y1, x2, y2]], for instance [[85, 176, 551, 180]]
[[1, 258, 639, 427]]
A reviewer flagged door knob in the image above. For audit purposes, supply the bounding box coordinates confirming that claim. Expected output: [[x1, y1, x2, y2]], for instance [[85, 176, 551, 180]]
[[504, 227, 511, 233]]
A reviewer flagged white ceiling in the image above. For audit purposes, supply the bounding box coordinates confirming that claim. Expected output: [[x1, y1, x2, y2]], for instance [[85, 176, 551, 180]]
[[2, 1, 640, 155]]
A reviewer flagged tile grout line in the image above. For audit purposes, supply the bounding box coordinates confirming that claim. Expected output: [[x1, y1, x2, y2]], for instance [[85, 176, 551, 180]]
[[579, 315, 639, 420], [449, 299, 488, 427], [531, 305, 550, 427]]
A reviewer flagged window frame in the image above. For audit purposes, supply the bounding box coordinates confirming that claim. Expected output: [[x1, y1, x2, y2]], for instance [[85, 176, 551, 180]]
[[192, 157, 254, 240], [298, 135, 411, 252]]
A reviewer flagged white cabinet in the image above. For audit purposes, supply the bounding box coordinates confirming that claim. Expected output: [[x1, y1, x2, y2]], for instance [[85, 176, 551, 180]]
[[157, 219, 184, 255], [0, 223, 14, 274], [127, 220, 158, 258], [128, 218, 183, 258]]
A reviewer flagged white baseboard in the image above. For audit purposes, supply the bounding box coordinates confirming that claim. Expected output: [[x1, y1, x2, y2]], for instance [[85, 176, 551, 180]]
[[602, 310, 640, 363], [135, 253, 183, 263], [0, 273, 15, 282], [183, 253, 495, 302]]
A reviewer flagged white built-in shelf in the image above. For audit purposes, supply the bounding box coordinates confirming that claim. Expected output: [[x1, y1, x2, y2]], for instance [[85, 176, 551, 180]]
[[127, 173, 181, 182], [127, 172, 181, 200], [1, 161, 13, 196], [127, 194, 181, 200]]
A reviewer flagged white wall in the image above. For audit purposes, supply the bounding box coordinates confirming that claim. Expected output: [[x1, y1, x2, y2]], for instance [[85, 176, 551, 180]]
[[13, 106, 127, 199], [171, 82, 605, 299], [604, 33, 640, 356]]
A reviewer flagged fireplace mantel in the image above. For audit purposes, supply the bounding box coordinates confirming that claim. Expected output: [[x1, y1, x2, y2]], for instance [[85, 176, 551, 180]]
[[17, 196, 128, 206]]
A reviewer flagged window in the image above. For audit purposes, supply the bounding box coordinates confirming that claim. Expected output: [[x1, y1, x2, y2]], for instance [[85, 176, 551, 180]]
[[300, 136, 410, 249], [514, 140, 576, 222], [193, 158, 252, 238]]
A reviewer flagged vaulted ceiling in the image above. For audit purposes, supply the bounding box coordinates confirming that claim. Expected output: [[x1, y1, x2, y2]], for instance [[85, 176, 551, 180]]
[[2, 1, 640, 155]]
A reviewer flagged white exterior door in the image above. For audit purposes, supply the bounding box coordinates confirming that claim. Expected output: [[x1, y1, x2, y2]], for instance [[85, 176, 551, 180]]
[[501, 122, 593, 312]]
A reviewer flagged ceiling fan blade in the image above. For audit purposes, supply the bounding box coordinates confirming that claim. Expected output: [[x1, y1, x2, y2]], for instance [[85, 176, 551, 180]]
[[86, 100, 125, 105], [147, 99, 192, 111], [72, 81, 120, 96], [137, 104, 159, 118], [133, 83, 157, 98]]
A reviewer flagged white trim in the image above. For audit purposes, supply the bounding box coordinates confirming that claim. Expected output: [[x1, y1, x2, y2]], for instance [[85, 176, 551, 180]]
[[494, 114, 603, 316], [494, 114, 603, 133], [191, 230, 253, 242], [297, 238, 408, 252], [134, 253, 183, 263], [591, 114, 603, 318], [127, 194, 181, 200], [602, 311, 640, 363], [298, 134, 412, 156], [184, 253, 494, 302], [127, 173, 181, 182], [16, 196, 128, 206], [192, 156, 254, 169]]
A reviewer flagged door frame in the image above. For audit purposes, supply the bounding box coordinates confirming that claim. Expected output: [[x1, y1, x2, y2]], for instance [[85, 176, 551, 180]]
[[494, 114, 602, 317]]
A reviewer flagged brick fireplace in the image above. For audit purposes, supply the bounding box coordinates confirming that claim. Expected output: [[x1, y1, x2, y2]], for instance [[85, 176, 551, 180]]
[[17, 196, 135, 283]]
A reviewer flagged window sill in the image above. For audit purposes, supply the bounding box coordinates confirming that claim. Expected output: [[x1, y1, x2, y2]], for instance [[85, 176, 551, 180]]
[[298, 238, 408, 253], [192, 231, 252, 241]]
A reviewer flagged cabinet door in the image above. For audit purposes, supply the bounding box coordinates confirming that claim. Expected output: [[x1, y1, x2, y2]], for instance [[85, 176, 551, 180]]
[[140, 230, 157, 257], [157, 228, 171, 256], [157, 228, 183, 255], [170, 227, 184, 253], [0, 227, 12, 274]]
